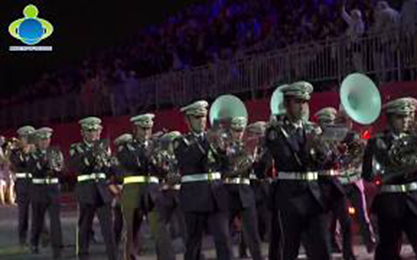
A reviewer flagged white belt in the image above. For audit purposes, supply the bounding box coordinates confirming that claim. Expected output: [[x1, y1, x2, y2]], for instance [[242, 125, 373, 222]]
[[345, 167, 360, 176], [77, 173, 106, 182], [181, 172, 221, 183], [319, 169, 340, 177], [339, 173, 362, 184], [249, 173, 257, 180], [380, 182, 417, 193], [162, 184, 181, 190], [224, 177, 251, 185], [276, 171, 318, 181], [123, 175, 159, 185], [32, 178, 59, 185], [15, 173, 32, 179]]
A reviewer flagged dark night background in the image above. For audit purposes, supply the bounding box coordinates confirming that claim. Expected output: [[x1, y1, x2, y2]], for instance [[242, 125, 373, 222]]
[[0, 0, 199, 96]]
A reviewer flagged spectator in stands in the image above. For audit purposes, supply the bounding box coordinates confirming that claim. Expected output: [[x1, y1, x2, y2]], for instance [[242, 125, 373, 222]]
[[400, 0, 417, 34], [400, 0, 417, 81], [110, 65, 128, 116], [7, 0, 413, 116], [342, 4, 365, 41], [342, 2, 366, 72], [372, 1, 400, 82], [372, 1, 400, 34], [124, 71, 139, 114]]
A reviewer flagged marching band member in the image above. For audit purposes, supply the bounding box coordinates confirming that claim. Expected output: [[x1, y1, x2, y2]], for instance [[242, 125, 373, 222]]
[[363, 97, 417, 259], [264, 82, 338, 260], [111, 134, 132, 249], [336, 108, 376, 253], [28, 127, 63, 259], [174, 100, 232, 260], [224, 116, 263, 260], [241, 121, 271, 258], [156, 131, 187, 247], [9, 126, 36, 247], [69, 117, 117, 260], [315, 107, 355, 260], [115, 114, 174, 260]]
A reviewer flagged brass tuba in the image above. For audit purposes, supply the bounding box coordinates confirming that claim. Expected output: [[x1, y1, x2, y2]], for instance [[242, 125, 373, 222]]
[[309, 73, 382, 168], [46, 147, 65, 173], [208, 94, 248, 151], [340, 73, 382, 125], [338, 73, 382, 169], [208, 94, 253, 177], [92, 139, 112, 168]]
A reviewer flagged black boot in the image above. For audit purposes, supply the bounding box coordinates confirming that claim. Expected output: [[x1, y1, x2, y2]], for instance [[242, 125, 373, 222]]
[[30, 245, 39, 254]]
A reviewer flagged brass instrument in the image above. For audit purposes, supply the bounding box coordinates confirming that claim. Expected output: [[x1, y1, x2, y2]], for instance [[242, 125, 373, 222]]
[[313, 73, 382, 169], [340, 73, 381, 125], [333, 74, 381, 175], [245, 121, 267, 163], [209, 94, 253, 177], [92, 139, 112, 168], [208, 94, 248, 152], [46, 147, 65, 173], [225, 140, 254, 178], [304, 122, 332, 167], [386, 128, 417, 179], [151, 132, 181, 185], [270, 84, 309, 122], [150, 136, 172, 171], [270, 84, 288, 116], [2, 137, 21, 156]]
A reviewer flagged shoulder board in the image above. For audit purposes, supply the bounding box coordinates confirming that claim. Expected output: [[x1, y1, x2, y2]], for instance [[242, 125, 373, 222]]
[[69, 143, 84, 156], [173, 134, 188, 149], [69, 143, 80, 149], [30, 152, 38, 160], [126, 142, 135, 151], [182, 134, 191, 146], [117, 145, 125, 152]]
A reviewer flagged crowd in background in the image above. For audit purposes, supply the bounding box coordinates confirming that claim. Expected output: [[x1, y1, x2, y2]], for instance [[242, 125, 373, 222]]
[[0, 0, 416, 113]]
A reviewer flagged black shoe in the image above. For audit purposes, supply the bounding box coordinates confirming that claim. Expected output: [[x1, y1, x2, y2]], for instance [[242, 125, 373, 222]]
[[342, 251, 357, 260], [239, 247, 249, 258], [366, 240, 376, 253], [19, 241, 28, 248], [30, 246, 39, 254], [77, 254, 90, 260], [41, 233, 50, 247], [331, 241, 342, 253], [53, 250, 62, 260], [91, 235, 99, 244]]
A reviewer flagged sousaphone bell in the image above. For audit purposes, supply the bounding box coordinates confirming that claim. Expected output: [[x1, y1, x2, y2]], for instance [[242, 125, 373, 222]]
[[270, 84, 310, 121], [209, 94, 248, 128], [340, 73, 381, 125]]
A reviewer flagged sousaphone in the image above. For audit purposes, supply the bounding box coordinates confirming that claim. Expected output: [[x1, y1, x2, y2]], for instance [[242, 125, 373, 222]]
[[340, 73, 381, 125], [208, 94, 248, 150], [322, 73, 382, 141], [209, 94, 248, 128], [270, 84, 310, 121]]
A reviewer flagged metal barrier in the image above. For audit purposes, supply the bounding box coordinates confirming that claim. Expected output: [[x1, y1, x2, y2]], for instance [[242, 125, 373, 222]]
[[1, 30, 416, 128]]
